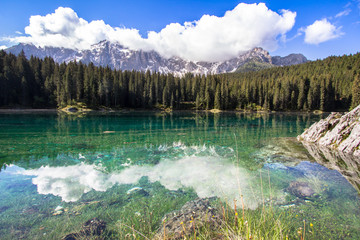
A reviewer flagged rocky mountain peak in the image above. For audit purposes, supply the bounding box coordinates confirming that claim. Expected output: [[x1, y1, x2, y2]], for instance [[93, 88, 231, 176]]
[[5, 41, 308, 75], [248, 47, 272, 63], [250, 47, 271, 57], [272, 53, 308, 66]]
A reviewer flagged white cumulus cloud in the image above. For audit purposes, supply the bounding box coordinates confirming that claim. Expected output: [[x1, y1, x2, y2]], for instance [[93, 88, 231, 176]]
[[10, 4, 296, 62], [12, 7, 145, 53], [0, 45, 7, 50], [304, 19, 343, 45]]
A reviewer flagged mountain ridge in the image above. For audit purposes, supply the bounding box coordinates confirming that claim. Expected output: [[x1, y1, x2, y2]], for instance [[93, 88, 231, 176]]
[[5, 41, 308, 75]]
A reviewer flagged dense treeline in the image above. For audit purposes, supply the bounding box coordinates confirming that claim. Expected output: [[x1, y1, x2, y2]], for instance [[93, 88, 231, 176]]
[[226, 54, 360, 111], [0, 50, 359, 111]]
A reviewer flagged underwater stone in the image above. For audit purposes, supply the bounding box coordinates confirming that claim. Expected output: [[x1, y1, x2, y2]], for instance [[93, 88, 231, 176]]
[[287, 181, 315, 199], [264, 162, 288, 170], [53, 206, 64, 216], [62, 217, 106, 240], [155, 197, 222, 239], [301, 142, 360, 193], [279, 203, 296, 209], [81, 218, 107, 236], [52, 211, 63, 216], [103, 131, 115, 133], [0, 206, 10, 213], [126, 187, 149, 197], [54, 206, 63, 211], [21, 206, 39, 215]]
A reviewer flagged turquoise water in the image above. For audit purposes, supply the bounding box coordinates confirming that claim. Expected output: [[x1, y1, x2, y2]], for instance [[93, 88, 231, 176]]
[[0, 111, 359, 239]]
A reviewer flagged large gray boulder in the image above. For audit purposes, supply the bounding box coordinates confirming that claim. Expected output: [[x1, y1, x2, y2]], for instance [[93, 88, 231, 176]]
[[154, 198, 222, 239], [297, 105, 360, 156], [287, 181, 316, 199]]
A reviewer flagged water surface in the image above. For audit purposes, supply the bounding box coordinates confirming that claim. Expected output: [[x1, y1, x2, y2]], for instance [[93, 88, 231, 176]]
[[0, 111, 359, 239]]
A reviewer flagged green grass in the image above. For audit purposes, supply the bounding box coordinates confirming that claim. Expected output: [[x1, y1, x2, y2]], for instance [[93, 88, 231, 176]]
[[167, 198, 360, 240], [1, 175, 360, 239]]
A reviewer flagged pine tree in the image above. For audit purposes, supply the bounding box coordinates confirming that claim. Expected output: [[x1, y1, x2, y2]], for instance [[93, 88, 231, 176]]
[[289, 90, 295, 110], [75, 62, 84, 101], [195, 94, 201, 110], [221, 80, 229, 109], [1, 50, 360, 111], [307, 89, 313, 110], [263, 94, 269, 110], [214, 85, 221, 110], [205, 89, 211, 110], [273, 84, 281, 110], [64, 64, 73, 104], [162, 87, 168, 107], [319, 78, 326, 111], [351, 74, 360, 109], [20, 76, 29, 106], [170, 93, 175, 109], [297, 79, 306, 110]]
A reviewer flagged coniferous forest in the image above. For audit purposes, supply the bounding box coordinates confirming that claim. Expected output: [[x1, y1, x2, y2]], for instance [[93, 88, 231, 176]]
[[0, 50, 359, 111]]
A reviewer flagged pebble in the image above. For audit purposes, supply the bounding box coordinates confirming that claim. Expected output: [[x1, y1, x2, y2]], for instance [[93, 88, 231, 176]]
[[53, 206, 64, 216], [127, 187, 143, 195], [126, 187, 149, 197]]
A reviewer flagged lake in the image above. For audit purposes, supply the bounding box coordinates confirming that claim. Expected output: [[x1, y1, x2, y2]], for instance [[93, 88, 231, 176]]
[[0, 111, 359, 239]]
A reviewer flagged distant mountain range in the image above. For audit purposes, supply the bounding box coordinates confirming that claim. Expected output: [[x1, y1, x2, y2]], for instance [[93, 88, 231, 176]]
[[5, 40, 308, 75]]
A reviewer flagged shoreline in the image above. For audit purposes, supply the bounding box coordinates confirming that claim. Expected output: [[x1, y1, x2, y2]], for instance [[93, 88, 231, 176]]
[[0, 108, 58, 113], [0, 107, 336, 115]]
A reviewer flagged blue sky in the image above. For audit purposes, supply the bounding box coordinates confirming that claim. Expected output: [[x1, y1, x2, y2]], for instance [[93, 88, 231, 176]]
[[0, 0, 359, 61]]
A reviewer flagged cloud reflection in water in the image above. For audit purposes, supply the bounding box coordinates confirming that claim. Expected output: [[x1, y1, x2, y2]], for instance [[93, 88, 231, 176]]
[[19, 156, 271, 208]]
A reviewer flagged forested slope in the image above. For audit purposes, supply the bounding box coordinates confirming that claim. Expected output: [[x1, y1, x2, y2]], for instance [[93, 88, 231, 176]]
[[0, 50, 359, 111]]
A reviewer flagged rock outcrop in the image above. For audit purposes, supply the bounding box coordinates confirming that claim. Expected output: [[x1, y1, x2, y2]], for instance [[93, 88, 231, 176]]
[[297, 105, 360, 157]]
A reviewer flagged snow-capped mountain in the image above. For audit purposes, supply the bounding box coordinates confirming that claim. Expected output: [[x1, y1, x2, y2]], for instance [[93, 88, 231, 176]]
[[5, 40, 307, 75]]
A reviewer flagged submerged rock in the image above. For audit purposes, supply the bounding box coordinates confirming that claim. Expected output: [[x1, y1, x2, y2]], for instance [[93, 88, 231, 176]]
[[52, 206, 64, 216], [22, 206, 39, 215], [0, 206, 10, 213], [81, 218, 106, 236], [301, 142, 360, 193], [253, 137, 311, 166], [126, 187, 149, 197], [103, 130, 115, 134], [298, 104, 360, 156], [287, 181, 315, 199], [62, 217, 106, 240], [155, 198, 222, 240]]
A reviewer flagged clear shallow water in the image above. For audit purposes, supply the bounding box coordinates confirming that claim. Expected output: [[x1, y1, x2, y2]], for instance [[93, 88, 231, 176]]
[[0, 111, 359, 239]]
